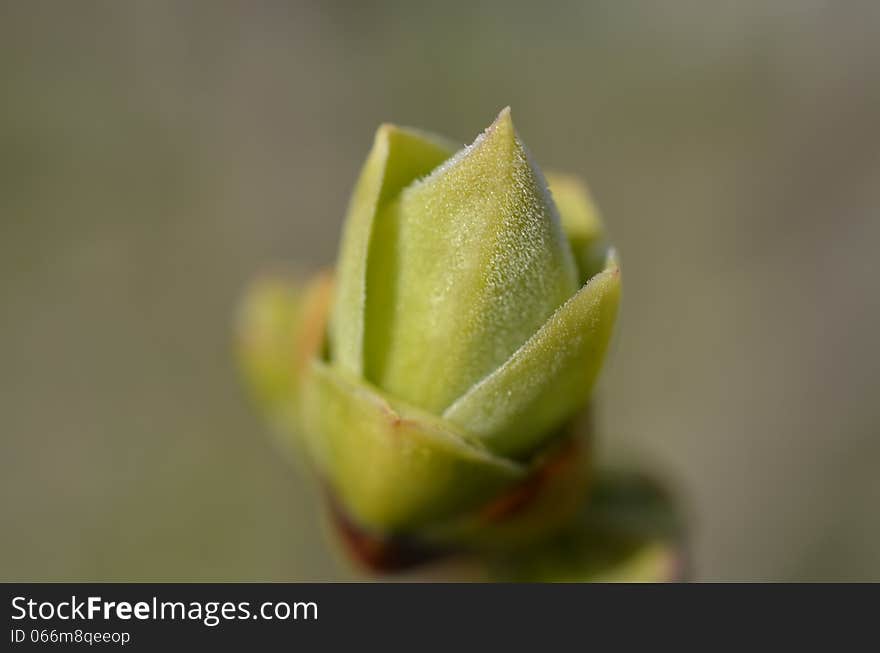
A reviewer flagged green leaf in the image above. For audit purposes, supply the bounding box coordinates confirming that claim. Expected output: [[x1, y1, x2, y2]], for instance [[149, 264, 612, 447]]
[[298, 360, 525, 532], [489, 470, 684, 582], [546, 172, 608, 284], [366, 108, 579, 414], [444, 258, 620, 459], [419, 437, 591, 550], [330, 125, 455, 377], [497, 535, 679, 583]]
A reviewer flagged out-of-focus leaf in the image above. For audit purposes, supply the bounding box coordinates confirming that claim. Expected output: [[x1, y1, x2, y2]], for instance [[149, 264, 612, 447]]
[[546, 172, 608, 283], [236, 272, 333, 432], [489, 470, 684, 582]]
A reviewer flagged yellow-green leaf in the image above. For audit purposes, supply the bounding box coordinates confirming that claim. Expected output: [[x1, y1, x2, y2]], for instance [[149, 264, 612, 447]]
[[299, 360, 525, 532], [547, 172, 608, 284], [444, 259, 620, 459], [330, 125, 454, 376], [367, 108, 579, 414]]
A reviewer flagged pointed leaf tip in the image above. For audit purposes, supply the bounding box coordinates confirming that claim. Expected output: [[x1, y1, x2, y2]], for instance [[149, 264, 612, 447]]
[[365, 110, 579, 414]]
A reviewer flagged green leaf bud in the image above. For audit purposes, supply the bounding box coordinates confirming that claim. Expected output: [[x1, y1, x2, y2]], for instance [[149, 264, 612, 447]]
[[240, 108, 623, 540]]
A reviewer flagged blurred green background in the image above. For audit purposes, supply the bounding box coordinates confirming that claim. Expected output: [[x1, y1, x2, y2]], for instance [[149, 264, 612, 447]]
[[2, 1, 878, 581]]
